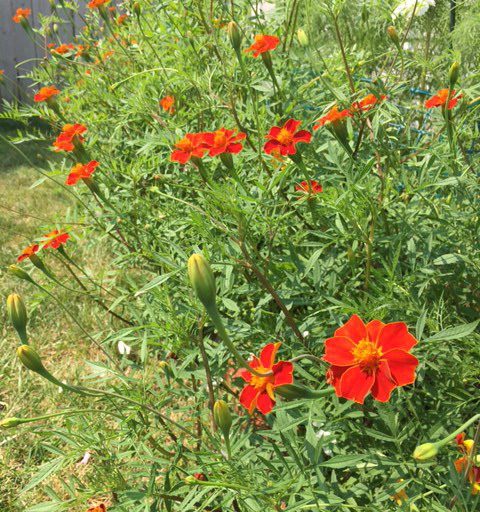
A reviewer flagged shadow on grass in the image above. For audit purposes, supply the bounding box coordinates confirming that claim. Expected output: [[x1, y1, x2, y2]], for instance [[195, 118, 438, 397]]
[[0, 120, 57, 173]]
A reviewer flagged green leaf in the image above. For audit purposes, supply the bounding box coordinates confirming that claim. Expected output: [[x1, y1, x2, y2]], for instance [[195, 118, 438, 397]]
[[426, 320, 479, 342], [318, 454, 367, 468]]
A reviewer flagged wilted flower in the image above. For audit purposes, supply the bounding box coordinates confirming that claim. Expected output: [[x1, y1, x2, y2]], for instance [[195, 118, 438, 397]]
[[34, 86, 60, 103], [244, 34, 280, 57], [425, 89, 462, 110], [53, 124, 87, 152], [12, 7, 31, 23], [235, 343, 294, 415], [170, 133, 207, 164], [66, 161, 99, 185], [264, 119, 312, 156], [202, 128, 246, 157], [17, 243, 39, 262], [323, 315, 419, 403]]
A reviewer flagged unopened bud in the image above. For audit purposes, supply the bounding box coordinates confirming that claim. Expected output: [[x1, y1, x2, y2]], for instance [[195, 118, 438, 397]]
[[214, 400, 232, 437], [387, 26, 400, 48], [449, 61, 460, 88], [297, 28, 308, 47], [0, 417, 23, 429], [227, 21, 242, 52], [7, 294, 28, 344], [133, 2, 141, 16], [188, 253, 216, 309], [17, 344, 47, 374], [8, 265, 34, 283], [53, 23, 59, 33], [413, 442, 438, 461]]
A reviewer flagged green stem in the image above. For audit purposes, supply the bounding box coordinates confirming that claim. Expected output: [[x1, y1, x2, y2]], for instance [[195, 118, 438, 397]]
[[205, 305, 272, 378]]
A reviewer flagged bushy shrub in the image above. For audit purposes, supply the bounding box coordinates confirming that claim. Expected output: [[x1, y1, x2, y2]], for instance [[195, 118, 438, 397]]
[[1, 1, 479, 511]]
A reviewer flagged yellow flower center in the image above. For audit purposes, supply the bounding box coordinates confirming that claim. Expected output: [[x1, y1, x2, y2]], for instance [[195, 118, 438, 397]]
[[277, 128, 293, 145], [250, 365, 275, 389], [213, 131, 227, 147], [352, 340, 382, 373]]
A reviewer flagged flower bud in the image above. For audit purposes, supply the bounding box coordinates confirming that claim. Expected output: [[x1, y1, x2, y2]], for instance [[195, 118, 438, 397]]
[[413, 442, 438, 461], [8, 265, 34, 283], [7, 293, 28, 344], [449, 61, 460, 88], [213, 400, 232, 437], [17, 345, 47, 374], [297, 28, 308, 47], [227, 21, 242, 52], [387, 26, 400, 48], [0, 417, 23, 429], [188, 253, 216, 309], [53, 23, 59, 33], [133, 2, 141, 16]]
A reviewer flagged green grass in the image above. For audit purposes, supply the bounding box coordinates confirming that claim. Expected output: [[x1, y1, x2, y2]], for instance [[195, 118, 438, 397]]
[[0, 130, 109, 511]]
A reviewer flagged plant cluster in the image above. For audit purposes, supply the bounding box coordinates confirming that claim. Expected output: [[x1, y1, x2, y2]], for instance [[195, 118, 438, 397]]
[[1, 1, 479, 511]]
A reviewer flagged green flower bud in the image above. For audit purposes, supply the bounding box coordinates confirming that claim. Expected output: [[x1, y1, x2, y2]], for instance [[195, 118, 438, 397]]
[[449, 62, 460, 88], [17, 345, 47, 374], [413, 442, 438, 461], [227, 21, 242, 52], [8, 265, 34, 283], [7, 293, 28, 344], [297, 28, 308, 47], [213, 400, 232, 437], [0, 417, 23, 429], [133, 2, 141, 16], [188, 253, 216, 309]]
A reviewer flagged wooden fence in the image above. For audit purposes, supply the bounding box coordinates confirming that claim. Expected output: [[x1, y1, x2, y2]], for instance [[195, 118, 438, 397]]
[[0, 0, 85, 103]]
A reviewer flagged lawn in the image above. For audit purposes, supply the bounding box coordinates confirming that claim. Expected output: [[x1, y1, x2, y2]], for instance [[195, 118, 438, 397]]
[[0, 128, 109, 511]]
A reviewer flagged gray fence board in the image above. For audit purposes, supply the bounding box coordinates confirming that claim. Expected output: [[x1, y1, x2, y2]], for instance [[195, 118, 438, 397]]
[[0, 0, 86, 103]]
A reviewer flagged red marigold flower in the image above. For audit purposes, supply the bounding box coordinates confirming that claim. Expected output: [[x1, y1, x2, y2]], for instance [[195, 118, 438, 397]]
[[53, 124, 87, 152], [116, 13, 128, 25], [235, 342, 294, 415], [42, 230, 70, 249], [351, 93, 386, 112], [88, 0, 110, 8], [193, 473, 207, 481], [454, 433, 480, 495], [314, 105, 352, 130], [34, 86, 60, 103], [295, 180, 323, 197], [12, 8, 31, 23], [202, 128, 246, 157], [17, 243, 39, 262], [323, 314, 419, 404], [264, 119, 312, 156], [87, 504, 107, 512], [51, 43, 75, 55], [425, 88, 462, 110], [244, 34, 280, 57], [66, 160, 99, 185], [160, 95, 175, 114], [170, 133, 207, 164]]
